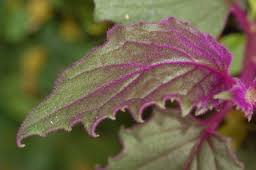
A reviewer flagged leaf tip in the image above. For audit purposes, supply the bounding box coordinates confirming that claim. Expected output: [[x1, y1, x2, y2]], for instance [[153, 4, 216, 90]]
[[16, 135, 26, 148], [16, 124, 39, 148], [16, 123, 28, 148]]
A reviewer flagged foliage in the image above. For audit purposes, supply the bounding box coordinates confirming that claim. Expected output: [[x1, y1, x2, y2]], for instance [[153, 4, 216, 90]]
[[249, 0, 256, 19], [0, 0, 117, 170], [3, 0, 256, 170], [17, 17, 237, 147], [94, 0, 229, 36], [101, 108, 243, 170]]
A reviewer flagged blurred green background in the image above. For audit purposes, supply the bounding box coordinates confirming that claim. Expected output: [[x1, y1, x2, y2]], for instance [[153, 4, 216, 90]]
[[1, 0, 256, 170], [0, 0, 136, 169]]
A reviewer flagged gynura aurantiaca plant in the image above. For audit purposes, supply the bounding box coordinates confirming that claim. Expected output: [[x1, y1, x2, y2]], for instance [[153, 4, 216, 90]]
[[17, 0, 256, 169]]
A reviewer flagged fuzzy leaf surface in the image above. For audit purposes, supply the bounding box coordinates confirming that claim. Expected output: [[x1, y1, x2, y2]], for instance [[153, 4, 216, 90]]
[[101, 108, 243, 170], [94, 0, 229, 36], [17, 17, 233, 147]]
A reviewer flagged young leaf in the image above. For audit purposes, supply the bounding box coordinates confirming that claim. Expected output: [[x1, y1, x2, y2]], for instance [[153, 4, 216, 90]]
[[17, 17, 234, 147], [230, 80, 256, 120], [94, 0, 229, 36], [99, 108, 243, 170]]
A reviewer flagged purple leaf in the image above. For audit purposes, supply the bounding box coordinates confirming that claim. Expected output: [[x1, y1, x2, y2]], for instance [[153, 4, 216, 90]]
[[230, 79, 256, 120], [17, 17, 234, 147]]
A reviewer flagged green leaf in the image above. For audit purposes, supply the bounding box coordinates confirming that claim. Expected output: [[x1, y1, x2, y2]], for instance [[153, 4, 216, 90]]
[[17, 18, 233, 147], [102, 108, 243, 170], [220, 34, 245, 75], [94, 0, 229, 37], [249, 0, 256, 19], [5, 8, 29, 42], [237, 135, 256, 170]]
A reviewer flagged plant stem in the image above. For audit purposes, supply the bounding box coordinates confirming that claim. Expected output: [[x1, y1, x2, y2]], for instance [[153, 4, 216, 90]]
[[205, 103, 232, 132], [231, 3, 256, 85], [199, 102, 231, 133], [205, 2, 256, 133], [231, 3, 251, 34], [184, 103, 232, 170], [186, 5, 255, 167], [241, 28, 256, 84]]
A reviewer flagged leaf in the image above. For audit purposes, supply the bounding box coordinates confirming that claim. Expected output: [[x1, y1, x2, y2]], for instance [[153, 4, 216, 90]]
[[94, 0, 229, 37], [229, 80, 256, 120], [99, 108, 243, 170], [215, 78, 256, 120], [220, 34, 245, 75], [17, 17, 234, 147], [249, 0, 256, 19], [237, 135, 256, 170], [5, 7, 29, 42]]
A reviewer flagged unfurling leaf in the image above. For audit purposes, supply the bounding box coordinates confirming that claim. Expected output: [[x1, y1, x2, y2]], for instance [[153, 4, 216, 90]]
[[99, 108, 243, 170], [94, 0, 229, 36], [230, 80, 256, 120], [17, 17, 234, 147]]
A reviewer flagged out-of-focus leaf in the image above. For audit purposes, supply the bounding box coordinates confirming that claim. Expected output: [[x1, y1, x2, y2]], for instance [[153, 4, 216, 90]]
[[51, 0, 109, 36], [26, 0, 52, 31], [0, 0, 117, 170], [94, 0, 229, 36], [220, 34, 245, 75], [219, 110, 248, 149], [59, 18, 81, 42], [86, 22, 110, 36], [0, 75, 37, 120], [0, 1, 4, 39], [237, 134, 256, 170], [21, 46, 47, 95], [17, 18, 234, 147], [76, 0, 109, 36], [249, 0, 256, 19], [0, 45, 21, 77], [101, 108, 243, 170], [5, 7, 29, 42]]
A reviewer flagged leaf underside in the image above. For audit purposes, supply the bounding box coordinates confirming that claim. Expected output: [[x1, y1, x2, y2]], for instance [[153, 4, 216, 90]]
[[100, 108, 243, 170], [17, 17, 233, 147], [94, 0, 229, 36]]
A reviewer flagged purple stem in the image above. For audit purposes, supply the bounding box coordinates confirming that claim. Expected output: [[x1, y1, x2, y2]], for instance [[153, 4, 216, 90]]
[[231, 3, 256, 85], [241, 30, 256, 84], [204, 103, 232, 132], [230, 3, 251, 34], [184, 4, 254, 169], [184, 103, 231, 170], [201, 1, 256, 137]]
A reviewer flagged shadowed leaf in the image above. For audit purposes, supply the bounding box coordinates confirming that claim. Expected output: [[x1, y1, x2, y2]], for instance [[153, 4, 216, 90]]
[[100, 108, 243, 170]]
